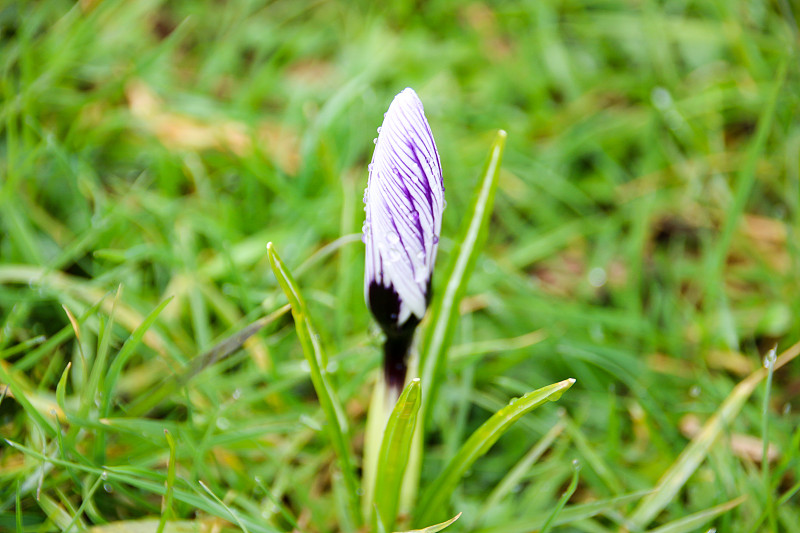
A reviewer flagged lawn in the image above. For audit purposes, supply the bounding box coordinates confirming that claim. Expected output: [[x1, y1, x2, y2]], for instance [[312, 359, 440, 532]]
[[1, 1, 799, 532]]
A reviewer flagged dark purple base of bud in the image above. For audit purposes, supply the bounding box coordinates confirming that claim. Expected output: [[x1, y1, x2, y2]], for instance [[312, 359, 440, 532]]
[[383, 331, 415, 392], [368, 281, 424, 391]]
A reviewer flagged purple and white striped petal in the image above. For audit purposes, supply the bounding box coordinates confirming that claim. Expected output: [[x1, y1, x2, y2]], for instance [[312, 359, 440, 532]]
[[363, 88, 444, 331]]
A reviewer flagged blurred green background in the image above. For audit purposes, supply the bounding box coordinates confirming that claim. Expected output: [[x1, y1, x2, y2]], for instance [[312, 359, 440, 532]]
[[1, 0, 799, 531]]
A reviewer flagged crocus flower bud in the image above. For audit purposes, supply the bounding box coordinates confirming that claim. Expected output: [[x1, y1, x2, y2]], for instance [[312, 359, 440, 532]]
[[363, 88, 444, 389]]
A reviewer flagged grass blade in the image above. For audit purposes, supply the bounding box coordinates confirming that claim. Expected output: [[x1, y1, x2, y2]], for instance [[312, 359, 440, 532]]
[[157, 429, 178, 533], [374, 378, 422, 532], [267, 242, 361, 529], [397, 513, 461, 533], [540, 463, 580, 533], [126, 305, 290, 417], [646, 496, 745, 533], [627, 340, 800, 529], [472, 490, 653, 533], [415, 378, 575, 525], [103, 296, 175, 419], [480, 419, 565, 516]]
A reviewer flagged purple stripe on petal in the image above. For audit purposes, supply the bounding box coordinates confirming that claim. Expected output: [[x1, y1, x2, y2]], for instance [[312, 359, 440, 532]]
[[363, 88, 444, 331]]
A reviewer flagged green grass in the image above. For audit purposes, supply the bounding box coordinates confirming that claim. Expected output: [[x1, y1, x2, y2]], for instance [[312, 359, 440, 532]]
[[2, 0, 800, 532]]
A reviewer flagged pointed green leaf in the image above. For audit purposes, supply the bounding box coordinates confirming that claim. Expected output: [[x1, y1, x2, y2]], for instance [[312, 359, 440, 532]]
[[418, 130, 507, 426], [267, 242, 361, 528], [396, 512, 461, 533], [103, 295, 174, 419], [415, 378, 575, 524], [646, 496, 745, 533], [540, 465, 579, 533], [374, 379, 422, 532], [408, 130, 507, 514]]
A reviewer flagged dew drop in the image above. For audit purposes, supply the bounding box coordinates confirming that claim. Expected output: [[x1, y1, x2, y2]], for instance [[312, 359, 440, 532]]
[[232, 388, 242, 400], [416, 251, 425, 260], [508, 397, 518, 405], [101, 471, 108, 480], [216, 417, 230, 430], [300, 414, 322, 431], [572, 458, 581, 471], [783, 403, 792, 415], [377, 127, 382, 133], [763, 346, 777, 369], [689, 385, 701, 398], [651, 87, 672, 110], [432, 235, 439, 244], [588, 267, 607, 288], [103, 483, 113, 493], [373, 138, 377, 144], [387, 232, 400, 244], [368, 164, 373, 172], [388, 249, 401, 262]]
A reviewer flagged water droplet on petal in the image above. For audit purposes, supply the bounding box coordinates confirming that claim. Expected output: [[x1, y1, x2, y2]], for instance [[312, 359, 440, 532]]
[[416, 251, 425, 260], [376, 127, 382, 133], [409, 210, 419, 221], [373, 138, 377, 144], [388, 249, 401, 262], [432, 235, 439, 244], [387, 232, 400, 245]]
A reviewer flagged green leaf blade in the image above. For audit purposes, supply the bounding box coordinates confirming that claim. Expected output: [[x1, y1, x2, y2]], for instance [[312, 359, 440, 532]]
[[415, 378, 575, 525], [267, 242, 361, 528], [374, 378, 422, 532], [418, 130, 508, 426]]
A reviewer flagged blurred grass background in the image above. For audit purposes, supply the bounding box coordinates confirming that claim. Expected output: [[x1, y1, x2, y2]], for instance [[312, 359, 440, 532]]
[[1, 0, 799, 531]]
